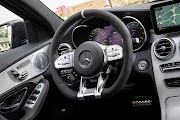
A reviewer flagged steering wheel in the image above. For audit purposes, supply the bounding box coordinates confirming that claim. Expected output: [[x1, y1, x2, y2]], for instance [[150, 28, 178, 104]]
[[50, 9, 133, 100]]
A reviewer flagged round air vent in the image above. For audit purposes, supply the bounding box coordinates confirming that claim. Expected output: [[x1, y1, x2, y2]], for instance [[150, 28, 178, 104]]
[[154, 38, 175, 60], [58, 43, 72, 56]]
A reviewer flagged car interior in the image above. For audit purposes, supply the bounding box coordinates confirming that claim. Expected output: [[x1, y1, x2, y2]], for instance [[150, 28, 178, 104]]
[[0, 0, 180, 120]]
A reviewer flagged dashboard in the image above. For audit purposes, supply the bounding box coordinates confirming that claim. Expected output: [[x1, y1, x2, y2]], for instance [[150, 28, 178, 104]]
[[56, 1, 180, 120]]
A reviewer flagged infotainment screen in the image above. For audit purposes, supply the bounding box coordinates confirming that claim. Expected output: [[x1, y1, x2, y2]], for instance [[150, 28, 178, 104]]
[[151, 1, 180, 34]]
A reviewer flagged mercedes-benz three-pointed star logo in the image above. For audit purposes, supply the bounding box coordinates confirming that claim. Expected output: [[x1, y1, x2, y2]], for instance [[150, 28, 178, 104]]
[[79, 51, 93, 67]]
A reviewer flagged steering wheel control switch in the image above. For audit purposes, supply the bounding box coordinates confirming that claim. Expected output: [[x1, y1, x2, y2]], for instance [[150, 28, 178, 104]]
[[8, 69, 28, 82], [60, 69, 80, 87], [24, 83, 44, 108], [54, 52, 74, 69], [105, 45, 123, 62]]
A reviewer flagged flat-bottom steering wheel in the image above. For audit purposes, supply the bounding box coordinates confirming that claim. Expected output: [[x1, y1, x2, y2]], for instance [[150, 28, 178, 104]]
[[50, 9, 133, 100]]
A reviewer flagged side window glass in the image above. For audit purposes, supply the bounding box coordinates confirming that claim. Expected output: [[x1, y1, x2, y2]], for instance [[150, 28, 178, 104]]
[[0, 5, 25, 52]]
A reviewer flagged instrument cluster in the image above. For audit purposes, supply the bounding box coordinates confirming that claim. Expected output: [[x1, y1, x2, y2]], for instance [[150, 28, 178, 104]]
[[72, 16, 149, 52]]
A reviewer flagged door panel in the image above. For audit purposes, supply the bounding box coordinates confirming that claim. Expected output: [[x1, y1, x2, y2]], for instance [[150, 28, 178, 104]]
[[0, 40, 50, 73], [0, 45, 49, 97]]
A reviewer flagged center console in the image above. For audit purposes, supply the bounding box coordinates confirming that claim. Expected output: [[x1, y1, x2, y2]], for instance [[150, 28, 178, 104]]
[[150, 1, 180, 120]]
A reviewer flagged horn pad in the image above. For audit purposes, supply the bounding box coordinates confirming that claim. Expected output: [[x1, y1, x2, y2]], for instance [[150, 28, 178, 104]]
[[74, 41, 104, 77]]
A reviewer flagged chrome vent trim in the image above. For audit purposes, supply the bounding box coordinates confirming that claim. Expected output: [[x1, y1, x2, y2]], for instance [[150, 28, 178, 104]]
[[154, 38, 175, 60]]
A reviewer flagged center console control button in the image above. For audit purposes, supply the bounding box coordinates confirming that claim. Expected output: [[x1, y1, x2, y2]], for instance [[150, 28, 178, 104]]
[[165, 78, 180, 87], [160, 61, 180, 72]]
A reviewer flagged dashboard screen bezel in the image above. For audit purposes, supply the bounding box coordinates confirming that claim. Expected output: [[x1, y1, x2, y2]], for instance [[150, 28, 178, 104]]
[[150, 1, 180, 35]]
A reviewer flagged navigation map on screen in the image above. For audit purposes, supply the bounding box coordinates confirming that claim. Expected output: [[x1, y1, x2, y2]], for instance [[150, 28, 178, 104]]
[[155, 3, 180, 29]]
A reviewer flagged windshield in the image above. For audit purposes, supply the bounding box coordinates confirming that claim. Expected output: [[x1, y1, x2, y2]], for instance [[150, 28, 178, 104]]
[[40, 0, 157, 20]]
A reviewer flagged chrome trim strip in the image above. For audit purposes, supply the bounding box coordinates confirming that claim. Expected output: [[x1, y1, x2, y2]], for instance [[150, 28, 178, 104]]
[[77, 73, 108, 100], [153, 38, 175, 60], [72, 25, 89, 48], [81, 10, 86, 19], [122, 16, 148, 52]]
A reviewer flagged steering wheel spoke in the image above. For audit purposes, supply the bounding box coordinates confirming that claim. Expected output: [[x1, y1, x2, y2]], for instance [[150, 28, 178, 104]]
[[54, 51, 74, 69], [78, 72, 108, 100]]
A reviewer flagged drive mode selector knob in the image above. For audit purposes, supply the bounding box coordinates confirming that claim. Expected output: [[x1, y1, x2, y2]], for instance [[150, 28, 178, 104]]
[[34, 52, 49, 69]]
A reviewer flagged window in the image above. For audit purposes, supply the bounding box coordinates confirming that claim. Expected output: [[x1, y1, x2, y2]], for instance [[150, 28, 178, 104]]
[[40, 0, 157, 20], [0, 5, 23, 52]]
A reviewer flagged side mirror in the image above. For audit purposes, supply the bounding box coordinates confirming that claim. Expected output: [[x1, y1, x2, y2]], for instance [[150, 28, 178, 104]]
[[0, 25, 11, 52], [0, 20, 27, 52]]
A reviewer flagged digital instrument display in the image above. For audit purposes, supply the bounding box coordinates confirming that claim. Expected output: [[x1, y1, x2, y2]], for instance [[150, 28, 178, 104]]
[[89, 21, 146, 51], [89, 26, 123, 46], [126, 22, 145, 51], [151, 1, 180, 34]]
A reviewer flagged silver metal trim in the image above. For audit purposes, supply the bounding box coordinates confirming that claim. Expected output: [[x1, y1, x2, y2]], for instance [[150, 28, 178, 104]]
[[77, 77, 87, 100], [77, 72, 108, 100], [95, 72, 109, 99], [58, 43, 72, 55], [54, 51, 74, 69], [72, 25, 89, 48], [122, 16, 148, 52], [105, 45, 123, 62], [97, 43, 123, 62], [81, 10, 86, 19], [24, 83, 44, 108], [161, 66, 180, 72], [58, 43, 72, 50], [32, 52, 49, 71], [153, 38, 175, 60]]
